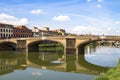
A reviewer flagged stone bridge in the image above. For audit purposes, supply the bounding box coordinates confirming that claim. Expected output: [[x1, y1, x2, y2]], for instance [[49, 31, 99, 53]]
[[0, 36, 120, 54]]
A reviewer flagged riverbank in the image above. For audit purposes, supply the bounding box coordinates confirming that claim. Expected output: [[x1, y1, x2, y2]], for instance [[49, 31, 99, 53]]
[[95, 59, 120, 80]]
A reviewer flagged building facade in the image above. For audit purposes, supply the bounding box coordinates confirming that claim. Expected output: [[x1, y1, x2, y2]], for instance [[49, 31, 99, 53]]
[[54, 29, 66, 36], [41, 30, 61, 37], [0, 23, 13, 39], [32, 27, 64, 37], [0, 23, 67, 38], [42, 27, 49, 31], [32, 27, 41, 37], [13, 25, 33, 38], [41, 27, 62, 37]]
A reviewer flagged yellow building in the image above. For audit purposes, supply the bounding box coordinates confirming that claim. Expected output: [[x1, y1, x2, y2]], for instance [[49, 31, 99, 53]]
[[32, 27, 66, 37]]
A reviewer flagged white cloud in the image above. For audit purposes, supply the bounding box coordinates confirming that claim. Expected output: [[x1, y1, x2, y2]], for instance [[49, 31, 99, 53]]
[[20, 18, 28, 25], [71, 24, 120, 35], [52, 15, 70, 21], [87, 0, 92, 3], [87, 0, 103, 3], [31, 9, 46, 14], [67, 13, 120, 35], [0, 13, 28, 25], [71, 25, 102, 35], [97, 4, 102, 8], [67, 14, 120, 35], [98, 0, 104, 3], [115, 21, 120, 25]]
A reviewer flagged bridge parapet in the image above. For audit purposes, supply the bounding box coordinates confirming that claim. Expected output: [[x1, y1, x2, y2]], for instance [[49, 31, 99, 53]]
[[0, 38, 17, 44], [104, 37, 120, 41]]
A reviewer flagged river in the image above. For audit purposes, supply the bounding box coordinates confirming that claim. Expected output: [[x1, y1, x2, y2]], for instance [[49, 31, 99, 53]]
[[0, 44, 120, 80]]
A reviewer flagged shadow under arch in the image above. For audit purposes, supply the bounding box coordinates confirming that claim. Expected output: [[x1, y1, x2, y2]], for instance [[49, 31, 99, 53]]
[[0, 41, 16, 51], [27, 40, 64, 52]]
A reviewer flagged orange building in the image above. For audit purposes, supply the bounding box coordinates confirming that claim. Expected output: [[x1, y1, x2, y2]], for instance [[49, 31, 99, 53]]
[[13, 25, 33, 38]]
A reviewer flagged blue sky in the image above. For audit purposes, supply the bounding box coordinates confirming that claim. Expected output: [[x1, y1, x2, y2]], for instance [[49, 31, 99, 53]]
[[0, 0, 120, 35]]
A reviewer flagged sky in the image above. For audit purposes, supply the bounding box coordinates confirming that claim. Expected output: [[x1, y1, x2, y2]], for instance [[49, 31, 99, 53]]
[[0, 0, 120, 35]]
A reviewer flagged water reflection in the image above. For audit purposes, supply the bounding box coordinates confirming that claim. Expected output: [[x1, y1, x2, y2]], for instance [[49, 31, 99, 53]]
[[0, 51, 27, 75], [0, 51, 108, 76], [85, 43, 120, 67], [0, 44, 120, 80]]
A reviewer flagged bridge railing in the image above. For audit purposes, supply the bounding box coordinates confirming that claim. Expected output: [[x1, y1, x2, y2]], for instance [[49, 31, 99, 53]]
[[1, 36, 120, 41]]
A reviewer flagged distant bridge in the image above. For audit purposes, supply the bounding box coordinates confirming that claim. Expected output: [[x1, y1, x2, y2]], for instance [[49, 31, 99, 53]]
[[0, 36, 120, 54]]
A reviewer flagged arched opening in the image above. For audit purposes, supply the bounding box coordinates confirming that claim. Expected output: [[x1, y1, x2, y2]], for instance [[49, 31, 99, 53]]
[[77, 39, 120, 69], [78, 39, 120, 54], [0, 42, 16, 51], [77, 40, 100, 54], [28, 40, 64, 52]]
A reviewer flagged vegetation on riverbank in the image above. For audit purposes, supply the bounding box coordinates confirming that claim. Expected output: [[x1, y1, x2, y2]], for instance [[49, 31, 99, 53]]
[[95, 59, 120, 80]]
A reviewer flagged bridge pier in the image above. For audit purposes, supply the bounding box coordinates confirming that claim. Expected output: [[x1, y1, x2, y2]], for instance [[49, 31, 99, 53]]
[[65, 38, 76, 54], [66, 48, 76, 54], [16, 40, 27, 53]]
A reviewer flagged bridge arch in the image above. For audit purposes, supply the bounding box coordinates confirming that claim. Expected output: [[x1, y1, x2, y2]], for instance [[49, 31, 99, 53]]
[[77, 39, 100, 47], [77, 38, 120, 48], [27, 39, 65, 52], [77, 38, 120, 54], [0, 41, 17, 51], [76, 39, 102, 54]]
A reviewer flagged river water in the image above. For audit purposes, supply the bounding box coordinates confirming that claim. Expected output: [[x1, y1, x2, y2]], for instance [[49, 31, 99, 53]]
[[0, 44, 120, 80]]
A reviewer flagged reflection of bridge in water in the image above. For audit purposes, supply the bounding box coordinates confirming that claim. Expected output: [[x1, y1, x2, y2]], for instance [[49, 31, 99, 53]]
[[0, 51, 109, 75], [26, 52, 109, 75], [0, 52, 27, 75], [0, 36, 120, 54]]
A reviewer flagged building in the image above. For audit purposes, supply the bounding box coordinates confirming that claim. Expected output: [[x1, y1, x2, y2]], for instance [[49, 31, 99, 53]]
[[32, 27, 63, 37], [13, 25, 33, 38], [42, 27, 49, 31], [41, 27, 62, 37], [0, 23, 13, 39], [32, 27, 40, 37], [41, 30, 61, 37], [54, 29, 66, 36]]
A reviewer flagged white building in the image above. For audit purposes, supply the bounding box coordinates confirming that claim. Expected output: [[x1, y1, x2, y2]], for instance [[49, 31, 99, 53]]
[[32, 27, 41, 37], [0, 23, 13, 39], [42, 27, 49, 31]]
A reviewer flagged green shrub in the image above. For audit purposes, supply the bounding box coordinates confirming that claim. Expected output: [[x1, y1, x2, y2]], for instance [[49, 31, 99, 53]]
[[95, 76, 109, 80], [106, 68, 116, 76]]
